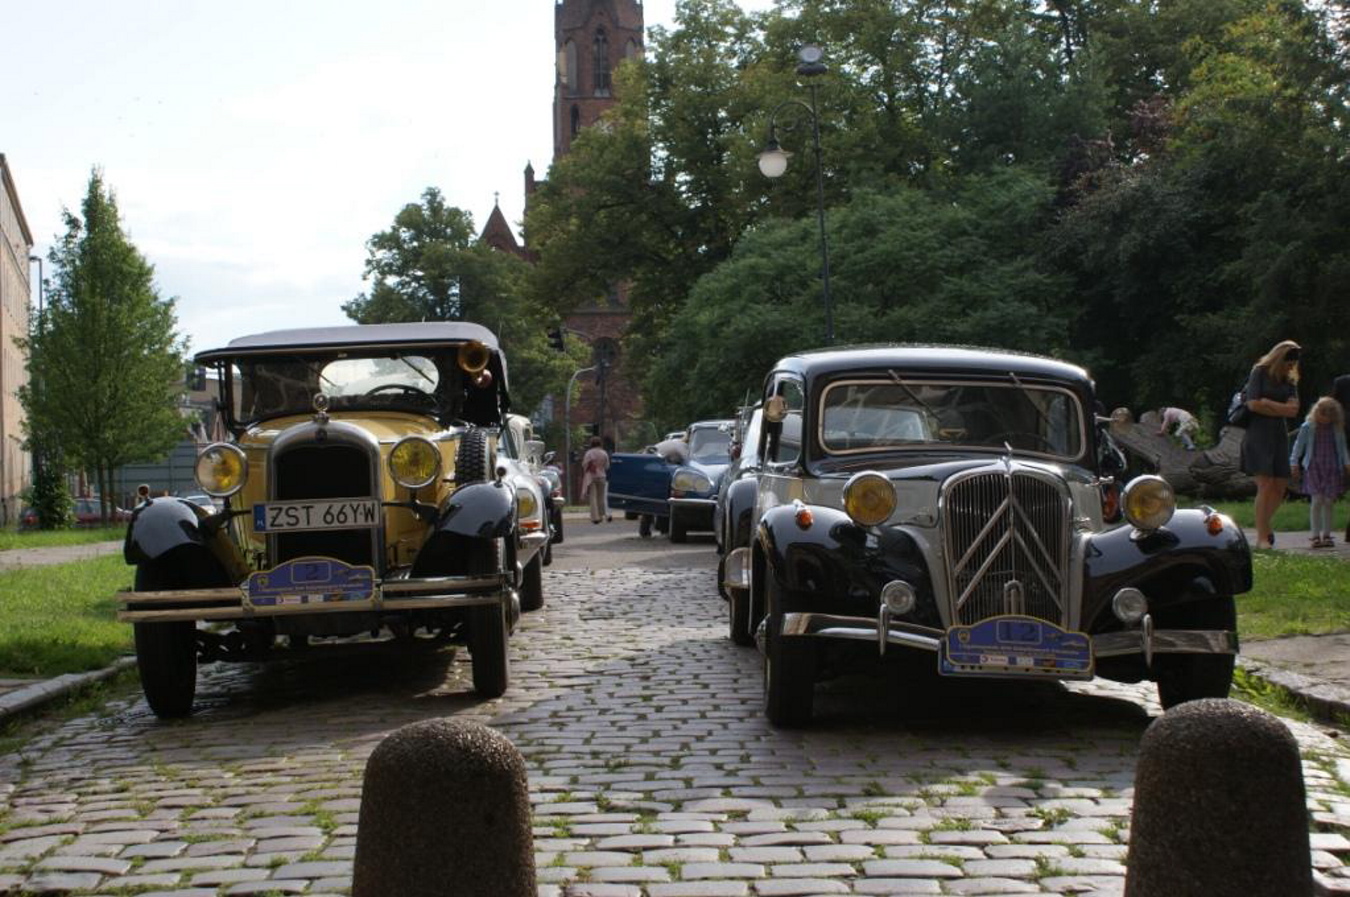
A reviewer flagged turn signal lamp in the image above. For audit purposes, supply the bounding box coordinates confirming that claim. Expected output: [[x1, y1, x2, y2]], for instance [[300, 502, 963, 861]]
[[389, 437, 441, 489], [843, 471, 896, 527], [1122, 475, 1176, 532], [195, 443, 247, 497]]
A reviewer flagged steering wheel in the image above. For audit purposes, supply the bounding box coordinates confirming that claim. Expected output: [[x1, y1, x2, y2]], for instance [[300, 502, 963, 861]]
[[984, 430, 1056, 451], [362, 384, 434, 400]]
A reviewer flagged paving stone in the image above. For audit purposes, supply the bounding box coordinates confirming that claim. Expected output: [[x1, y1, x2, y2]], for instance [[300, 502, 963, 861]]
[[35, 854, 133, 874], [754, 878, 852, 895], [20, 870, 105, 891]]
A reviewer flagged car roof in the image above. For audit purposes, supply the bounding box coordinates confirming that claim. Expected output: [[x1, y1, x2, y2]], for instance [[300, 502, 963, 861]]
[[194, 322, 499, 364], [768, 344, 1092, 388]]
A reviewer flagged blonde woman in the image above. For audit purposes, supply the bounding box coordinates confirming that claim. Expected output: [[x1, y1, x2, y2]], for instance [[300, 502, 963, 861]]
[[1289, 397, 1349, 548], [1240, 340, 1302, 547]]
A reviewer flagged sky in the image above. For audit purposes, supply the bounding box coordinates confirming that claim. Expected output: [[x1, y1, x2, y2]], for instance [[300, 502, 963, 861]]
[[5, 0, 772, 357]]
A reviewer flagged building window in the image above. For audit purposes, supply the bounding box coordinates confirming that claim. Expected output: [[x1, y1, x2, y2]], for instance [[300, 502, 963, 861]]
[[563, 40, 577, 90], [570, 105, 581, 138], [593, 28, 611, 95]]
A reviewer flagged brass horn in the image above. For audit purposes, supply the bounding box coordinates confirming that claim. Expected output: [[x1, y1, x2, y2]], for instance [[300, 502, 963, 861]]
[[457, 340, 491, 375]]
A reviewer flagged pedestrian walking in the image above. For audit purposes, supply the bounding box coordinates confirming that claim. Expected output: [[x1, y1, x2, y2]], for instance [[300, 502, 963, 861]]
[[1239, 340, 1302, 549], [1290, 396, 1349, 548], [581, 436, 611, 524], [1157, 406, 1199, 450], [1336, 374, 1350, 543]]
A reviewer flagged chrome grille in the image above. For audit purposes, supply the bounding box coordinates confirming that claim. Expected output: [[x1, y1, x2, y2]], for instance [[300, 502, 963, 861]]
[[271, 442, 378, 568], [941, 467, 1070, 626]]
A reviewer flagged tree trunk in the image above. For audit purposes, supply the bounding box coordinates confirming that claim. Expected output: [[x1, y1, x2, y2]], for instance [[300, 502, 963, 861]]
[[1108, 409, 1256, 499]]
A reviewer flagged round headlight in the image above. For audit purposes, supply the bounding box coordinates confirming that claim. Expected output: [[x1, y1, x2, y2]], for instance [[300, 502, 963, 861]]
[[843, 471, 896, 527], [195, 443, 247, 497], [1122, 475, 1176, 531], [516, 487, 539, 520], [389, 437, 441, 489], [672, 469, 712, 493]]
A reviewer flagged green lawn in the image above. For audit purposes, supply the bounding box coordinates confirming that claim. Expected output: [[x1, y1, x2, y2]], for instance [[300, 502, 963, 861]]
[[0, 554, 134, 677], [0, 526, 124, 552], [1239, 550, 1350, 641]]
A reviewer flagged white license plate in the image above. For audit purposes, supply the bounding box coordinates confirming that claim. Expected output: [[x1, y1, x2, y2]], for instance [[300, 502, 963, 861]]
[[253, 499, 381, 533]]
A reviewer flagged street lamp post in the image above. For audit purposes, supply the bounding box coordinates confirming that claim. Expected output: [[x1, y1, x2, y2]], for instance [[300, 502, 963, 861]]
[[563, 364, 597, 505], [758, 44, 834, 345]]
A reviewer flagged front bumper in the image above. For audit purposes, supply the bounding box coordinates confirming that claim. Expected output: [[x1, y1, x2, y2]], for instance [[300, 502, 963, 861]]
[[118, 572, 514, 624], [773, 609, 1238, 665]]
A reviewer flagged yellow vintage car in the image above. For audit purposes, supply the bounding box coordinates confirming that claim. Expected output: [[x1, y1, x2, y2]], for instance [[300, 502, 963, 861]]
[[118, 322, 549, 717]]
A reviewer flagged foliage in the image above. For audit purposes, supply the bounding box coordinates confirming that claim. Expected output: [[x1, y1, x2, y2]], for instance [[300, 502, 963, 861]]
[[24, 461, 73, 531], [646, 172, 1071, 428], [344, 186, 581, 416], [0, 554, 132, 676], [18, 170, 188, 523], [523, 0, 1350, 425]]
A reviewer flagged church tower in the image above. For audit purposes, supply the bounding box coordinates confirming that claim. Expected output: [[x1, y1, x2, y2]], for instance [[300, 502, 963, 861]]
[[554, 0, 645, 161]]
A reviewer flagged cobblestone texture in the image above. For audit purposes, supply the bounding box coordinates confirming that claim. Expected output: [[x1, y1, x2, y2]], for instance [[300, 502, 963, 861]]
[[0, 567, 1347, 895]]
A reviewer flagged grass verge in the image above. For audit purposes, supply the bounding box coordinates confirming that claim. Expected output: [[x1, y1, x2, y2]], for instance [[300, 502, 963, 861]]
[[1192, 497, 1349, 533], [0, 526, 124, 551], [0, 554, 134, 676], [1239, 550, 1350, 641]]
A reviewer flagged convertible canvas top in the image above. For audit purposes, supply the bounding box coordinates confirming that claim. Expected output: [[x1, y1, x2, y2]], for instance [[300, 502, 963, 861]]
[[194, 322, 499, 364]]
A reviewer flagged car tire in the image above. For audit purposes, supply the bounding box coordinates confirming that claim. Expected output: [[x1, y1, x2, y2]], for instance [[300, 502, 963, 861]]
[[520, 552, 544, 612], [655, 516, 669, 535], [1153, 594, 1237, 710], [728, 586, 755, 647], [763, 575, 814, 726], [469, 600, 510, 698], [552, 510, 564, 545], [638, 515, 652, 538], [133, 621, 198, 719], [670, 511, 688, 543], [455, 429, 492, 483]]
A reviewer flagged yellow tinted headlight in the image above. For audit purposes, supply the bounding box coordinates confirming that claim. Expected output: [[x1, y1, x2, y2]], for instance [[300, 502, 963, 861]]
[[1122, 475, 1176, 531], [516, 488, 539, 519], [672, 469, 712, 493], [843, 471, 896, 527], [195, 443, 247, 497], [389, 437, 441, 489]]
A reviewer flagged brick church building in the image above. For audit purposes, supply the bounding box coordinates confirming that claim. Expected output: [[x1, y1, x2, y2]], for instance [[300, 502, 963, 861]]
[[479, 0, 647, 465]]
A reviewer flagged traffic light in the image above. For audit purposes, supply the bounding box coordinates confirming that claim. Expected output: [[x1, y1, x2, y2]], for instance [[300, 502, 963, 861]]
[[546, 327, 565, 351]]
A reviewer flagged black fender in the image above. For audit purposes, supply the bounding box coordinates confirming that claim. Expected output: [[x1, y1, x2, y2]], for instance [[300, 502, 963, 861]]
[[437, 480, 514, 540], [756, 504, 939, 626], [1082, 508, 1252, 632], [723, 477, 759, 556], [124, 497, 215, 565]]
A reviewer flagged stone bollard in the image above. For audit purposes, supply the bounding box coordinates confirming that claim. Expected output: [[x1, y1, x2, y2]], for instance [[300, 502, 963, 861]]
[[352, 719, 535, 897], [1125, 698, 1311, 897]]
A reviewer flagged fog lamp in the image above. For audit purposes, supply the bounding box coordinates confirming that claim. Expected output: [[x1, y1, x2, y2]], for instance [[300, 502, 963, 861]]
[[389, 436, 441, 489], [881, 581, 917, 615], [843, 471, 896, 527], [1122, 475, 1176, 531], [1111, 587, 1149, 624], [195, 443, 247, 497]]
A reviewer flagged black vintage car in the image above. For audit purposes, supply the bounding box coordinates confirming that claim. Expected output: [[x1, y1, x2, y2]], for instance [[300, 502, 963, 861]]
[[118, 323, 551, 717], [721, 345, 1251, 726]]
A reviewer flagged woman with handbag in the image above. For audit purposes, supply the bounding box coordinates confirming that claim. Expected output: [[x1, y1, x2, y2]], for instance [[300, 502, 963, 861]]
[[1240, 340, 1302, 548]]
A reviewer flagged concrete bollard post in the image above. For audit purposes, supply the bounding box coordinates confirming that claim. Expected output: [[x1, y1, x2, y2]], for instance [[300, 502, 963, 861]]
[[1125, 698, 1311, 897], [352, 719, 535, 897]]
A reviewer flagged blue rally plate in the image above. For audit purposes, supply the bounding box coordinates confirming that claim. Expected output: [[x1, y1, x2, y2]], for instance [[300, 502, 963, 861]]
[[939, 615, 1093, 680], [246, 556, 376, 607]]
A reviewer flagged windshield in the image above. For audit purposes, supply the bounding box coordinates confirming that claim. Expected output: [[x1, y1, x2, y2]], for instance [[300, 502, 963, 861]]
[[688, 426, 733, 463], [232, 351, 450, 424], [820, 378, 1084, 459]]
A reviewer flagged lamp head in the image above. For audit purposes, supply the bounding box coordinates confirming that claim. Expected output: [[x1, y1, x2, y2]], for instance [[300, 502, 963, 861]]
[[796, 43, 827, 76], [757, 139, 792, 179]]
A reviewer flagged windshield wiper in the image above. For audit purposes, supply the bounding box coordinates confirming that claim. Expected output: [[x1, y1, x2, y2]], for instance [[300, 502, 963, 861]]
[[888, 370, 939, 419]]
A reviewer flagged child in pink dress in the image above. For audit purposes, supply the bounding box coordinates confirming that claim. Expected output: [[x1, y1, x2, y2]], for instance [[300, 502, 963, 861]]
[[1290, 397, 1350, 548]]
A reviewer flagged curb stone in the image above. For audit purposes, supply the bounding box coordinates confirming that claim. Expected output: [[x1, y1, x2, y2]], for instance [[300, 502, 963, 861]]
[[0, 656, 135, 722], [1238, 656, 1350, 728]]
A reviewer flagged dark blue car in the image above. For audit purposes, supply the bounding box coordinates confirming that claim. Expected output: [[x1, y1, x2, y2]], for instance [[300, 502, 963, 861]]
[[607, 420, 735, 541]]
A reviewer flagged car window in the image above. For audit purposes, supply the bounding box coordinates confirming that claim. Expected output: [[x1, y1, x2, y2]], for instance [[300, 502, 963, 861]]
[[688, 427, 732, 463], [819, 378, 1084, 459]]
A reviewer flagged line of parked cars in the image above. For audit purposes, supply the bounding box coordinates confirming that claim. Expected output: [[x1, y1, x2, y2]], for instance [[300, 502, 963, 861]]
[[116, 322, 564, 718]]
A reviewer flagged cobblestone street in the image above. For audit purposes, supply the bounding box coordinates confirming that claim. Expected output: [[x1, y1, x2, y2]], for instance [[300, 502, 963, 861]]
[[2, 565, 1349, 895]]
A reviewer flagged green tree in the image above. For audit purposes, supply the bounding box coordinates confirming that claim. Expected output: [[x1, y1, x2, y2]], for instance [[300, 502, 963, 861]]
[[345, 187, 578, 417], [18, 170, 188, 523]]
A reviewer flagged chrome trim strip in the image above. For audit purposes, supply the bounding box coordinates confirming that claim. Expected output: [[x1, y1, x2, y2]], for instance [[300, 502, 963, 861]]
[[669, 497, 717, 508], [780, 612, 942, 651], [1092, 628, 1238, 657]]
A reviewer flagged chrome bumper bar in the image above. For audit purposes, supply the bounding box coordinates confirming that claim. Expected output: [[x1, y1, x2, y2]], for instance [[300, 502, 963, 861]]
[[778, 610, 1238, 660], [117, 572, 513, 623]]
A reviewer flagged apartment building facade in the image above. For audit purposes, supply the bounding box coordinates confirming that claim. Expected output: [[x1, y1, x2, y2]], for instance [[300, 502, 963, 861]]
[[0, 155, 33, 525]]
